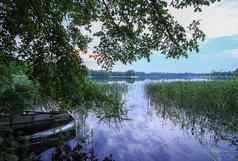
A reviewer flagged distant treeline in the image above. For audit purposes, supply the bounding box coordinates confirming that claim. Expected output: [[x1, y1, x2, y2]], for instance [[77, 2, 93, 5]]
[[89, 69, 237, 80]]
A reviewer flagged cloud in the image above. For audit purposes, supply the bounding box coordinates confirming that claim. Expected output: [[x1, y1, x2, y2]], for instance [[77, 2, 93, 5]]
[[169, 1, 238, 38], [230, 48, 238, 58]]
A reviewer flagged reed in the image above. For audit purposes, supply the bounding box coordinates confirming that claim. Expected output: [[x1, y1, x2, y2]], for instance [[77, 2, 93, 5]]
[[145, 80, 238, 145], [146, 80, 238, 110]]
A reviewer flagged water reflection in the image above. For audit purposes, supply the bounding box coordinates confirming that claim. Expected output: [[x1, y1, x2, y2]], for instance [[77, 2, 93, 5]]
[[1, 80, 238, 161], [0, 83, 128, 161], [146, 81, 238, 161], [80, 81, 238, 161], [37, 129, 117, 161]]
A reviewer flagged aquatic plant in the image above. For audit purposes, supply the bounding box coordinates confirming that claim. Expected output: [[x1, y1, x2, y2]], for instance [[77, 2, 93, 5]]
[[146, 80, 238, 110], [145, 80, 238, 146]]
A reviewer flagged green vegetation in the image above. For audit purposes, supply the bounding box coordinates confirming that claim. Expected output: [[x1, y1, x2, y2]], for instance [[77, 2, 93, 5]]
[[125, 70, 136, 78], [90, 69, 238, 81], [70, 82, 128, 123], [146, 80, 238, 146], [0, 131, 37, 161], [0, 125, 117, 161], [0, 61, 41, 114], [1, 0, 220, 112], [0, 82, 128, 161], [0, 63, 128, 116], [89, 70, 136, 78], [146, 80, 238, 109]]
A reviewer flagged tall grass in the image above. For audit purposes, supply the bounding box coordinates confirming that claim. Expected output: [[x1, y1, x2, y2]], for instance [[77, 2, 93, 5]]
[[145, 80, 238, 146], [146, 80, 238, 110]]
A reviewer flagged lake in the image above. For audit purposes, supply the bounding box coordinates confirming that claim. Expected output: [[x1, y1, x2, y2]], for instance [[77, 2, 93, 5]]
[[1, 79, 238, 161], [37, 81, 238, 161]]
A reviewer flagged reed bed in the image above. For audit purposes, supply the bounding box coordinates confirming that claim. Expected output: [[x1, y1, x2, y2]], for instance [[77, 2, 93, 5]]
[[146, 80, 238, 110], [145, 80, 238, 145]]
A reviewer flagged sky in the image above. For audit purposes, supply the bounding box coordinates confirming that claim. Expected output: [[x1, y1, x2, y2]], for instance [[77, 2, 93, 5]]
[[82, 0, 238, 73]]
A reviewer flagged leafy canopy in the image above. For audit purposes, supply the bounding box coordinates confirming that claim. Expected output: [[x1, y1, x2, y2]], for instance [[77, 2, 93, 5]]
[[0, 0, 220, 108]]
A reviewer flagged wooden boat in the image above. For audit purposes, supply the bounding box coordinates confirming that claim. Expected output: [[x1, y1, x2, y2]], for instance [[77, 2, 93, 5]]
[[0, 111, 73, 135]]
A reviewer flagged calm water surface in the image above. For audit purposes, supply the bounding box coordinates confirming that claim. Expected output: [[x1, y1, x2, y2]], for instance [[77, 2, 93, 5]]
[[39, 80, 238, 161]]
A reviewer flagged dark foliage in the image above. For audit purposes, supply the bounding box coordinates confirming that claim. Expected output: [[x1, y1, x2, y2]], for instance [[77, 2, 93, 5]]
[[0, 0, 219, 110]]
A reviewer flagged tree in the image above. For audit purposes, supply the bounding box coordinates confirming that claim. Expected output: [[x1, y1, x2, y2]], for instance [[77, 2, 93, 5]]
[[0, 0, 220, 107], [125, 70, 136, 77], [234, 68, 238, 74]]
